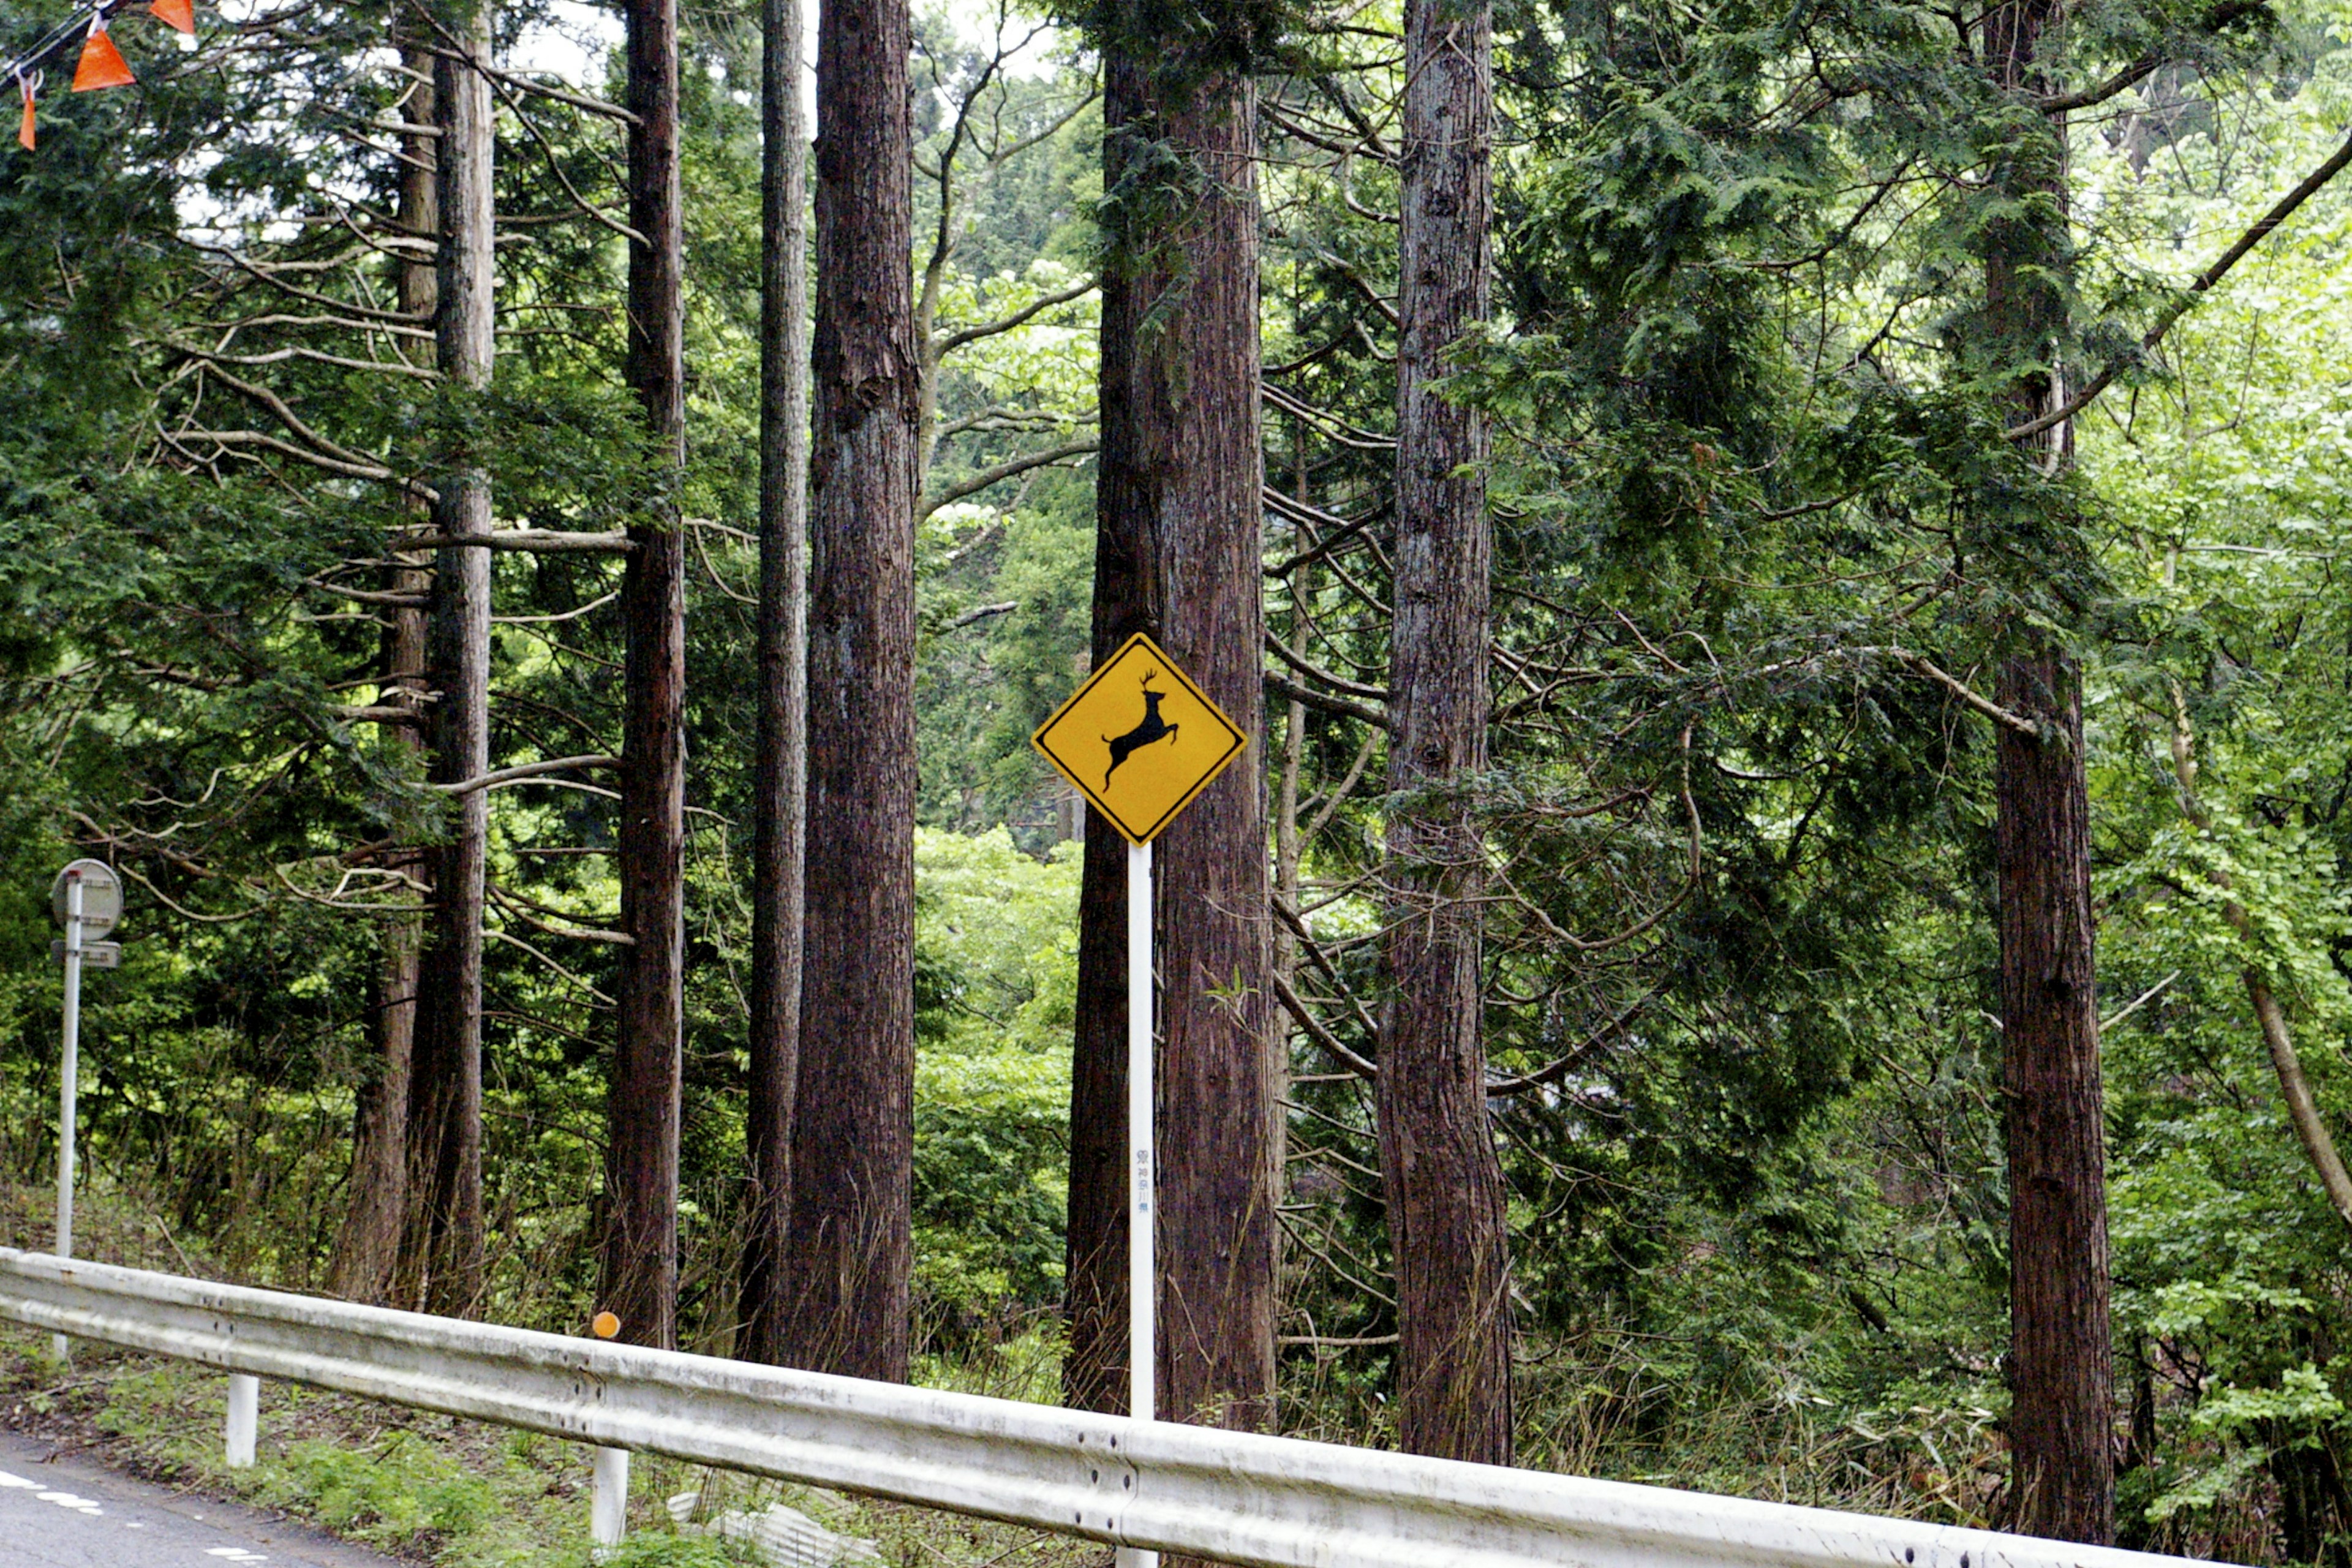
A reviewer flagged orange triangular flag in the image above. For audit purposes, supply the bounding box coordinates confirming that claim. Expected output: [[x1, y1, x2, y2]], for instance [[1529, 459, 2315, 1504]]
[[72, 21, 136, 92], [16, 74, 34, 150], [148, 0, 193, 34]]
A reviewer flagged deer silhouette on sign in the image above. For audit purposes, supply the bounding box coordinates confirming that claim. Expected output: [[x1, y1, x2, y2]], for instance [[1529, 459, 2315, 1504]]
[[1103, 668, 1179, 786]]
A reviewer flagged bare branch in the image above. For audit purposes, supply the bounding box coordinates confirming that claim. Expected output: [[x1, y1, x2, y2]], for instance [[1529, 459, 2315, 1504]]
[[303, 578, 429, 606], [948, 600, 1019, 630], [1272, 969, 1378, 1079], [1266, 671, 1389, 730], [1883, 647, 2040, 736], [391, 528, 634, 554], [934, 274, 1098, 358], [429, 754, 620, 796], [2010, 124, 2352, 440], [1266, 633, 1387, 699], [2035, 0, 2266, 111], [918, 439, 1098, 519]]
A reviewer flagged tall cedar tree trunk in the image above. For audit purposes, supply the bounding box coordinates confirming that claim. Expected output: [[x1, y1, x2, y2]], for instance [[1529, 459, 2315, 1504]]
[[404, 0, 494, 1315], [331, 42, 435, 1304], [1065, 47, 1275, 1441], [1378, 0, 1513, 1464], [783, 0, 918, 1379], [741, 0, 811, 1365], [1986, 0, 2114, 1539], [605, 0, 689, 1351]]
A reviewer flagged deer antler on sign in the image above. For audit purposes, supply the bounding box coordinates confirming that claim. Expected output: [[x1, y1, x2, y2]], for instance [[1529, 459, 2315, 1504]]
[[1104, 669, 1180, 786]]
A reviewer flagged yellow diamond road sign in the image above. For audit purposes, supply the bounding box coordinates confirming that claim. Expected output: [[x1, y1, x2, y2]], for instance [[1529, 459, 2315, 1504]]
[[1032, 633, 1248, 846]]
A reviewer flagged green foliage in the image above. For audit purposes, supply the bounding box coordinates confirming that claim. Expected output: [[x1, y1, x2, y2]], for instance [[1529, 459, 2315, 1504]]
[[911, 828, 1079, 1333], [18, 0, 2352, 1559]]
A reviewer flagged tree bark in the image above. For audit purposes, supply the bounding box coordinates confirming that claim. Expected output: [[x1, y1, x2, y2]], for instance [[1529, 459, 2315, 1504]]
[[333, 40, 436, 1307], [1064, 43, 1275, 1447], [741, 0, 811, 1366], [1994, 652, 2113, 1544], [1981, 0, 2114, 1541], [1378, 0, 1512, 1466], [783, 0, 918, 1380], [403, 0, 494, 1317], [1061, 481, 1148, 1417], [604, 0, 689, 1352]]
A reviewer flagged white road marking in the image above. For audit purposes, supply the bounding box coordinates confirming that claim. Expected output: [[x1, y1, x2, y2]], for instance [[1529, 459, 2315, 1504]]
[[205, 1550, 270, 1562], [0, 1470, 37, 1488]]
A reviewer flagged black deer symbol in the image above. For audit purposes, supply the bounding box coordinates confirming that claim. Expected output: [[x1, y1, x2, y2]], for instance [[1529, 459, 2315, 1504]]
[[1104, 669, 1179, 786]]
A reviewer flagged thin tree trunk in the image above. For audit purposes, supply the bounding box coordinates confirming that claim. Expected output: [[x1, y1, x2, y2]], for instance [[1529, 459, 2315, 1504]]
[[1270, 554, 1306, 1208], [404, 0, 494, 1316], [741, 0, 811, 1366], [2244, 976, 2352, 1224], [605, 0, 688, 1351], [783, 0, 918, 1380], [2165, 685, 2352, 1229], [1066, 45, 1275, 1450], [1983, 0, 2113, 1539], [333, 41, 436, 1306], [1378, 0, 1512, 1466]]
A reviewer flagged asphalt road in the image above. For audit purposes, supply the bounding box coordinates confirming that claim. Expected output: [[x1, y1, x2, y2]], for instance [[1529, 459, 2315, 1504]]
[[0, 1428, 402, 1568]]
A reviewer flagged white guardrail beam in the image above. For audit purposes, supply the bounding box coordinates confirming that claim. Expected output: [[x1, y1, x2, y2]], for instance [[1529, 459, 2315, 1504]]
[[0, 1248, 2207, 1568]]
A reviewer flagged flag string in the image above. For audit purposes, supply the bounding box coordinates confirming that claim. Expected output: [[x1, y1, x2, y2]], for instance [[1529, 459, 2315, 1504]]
[[6, 0, 195, 148]]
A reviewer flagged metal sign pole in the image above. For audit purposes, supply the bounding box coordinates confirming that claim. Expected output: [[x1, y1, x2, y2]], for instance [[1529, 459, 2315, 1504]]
[[1120, 839, 1158, 1568], [54, 872, 81, 1361], [1028, 631, 1245, 1568]]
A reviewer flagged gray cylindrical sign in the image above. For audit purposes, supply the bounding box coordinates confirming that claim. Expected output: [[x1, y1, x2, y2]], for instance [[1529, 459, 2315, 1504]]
[[50, 861, 122, 940]]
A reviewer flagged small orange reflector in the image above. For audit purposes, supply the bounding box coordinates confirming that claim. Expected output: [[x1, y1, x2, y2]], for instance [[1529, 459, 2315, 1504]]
[[72, 29, 136, 93], [591, 1311, 620, 1339], [149, 0, 195, 32], [16, 80, 32, 151]]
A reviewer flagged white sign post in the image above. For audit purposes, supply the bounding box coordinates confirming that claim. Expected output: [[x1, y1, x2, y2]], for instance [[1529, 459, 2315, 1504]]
[[1123, 839, 1157, 1568], [47, 859, 120, 1362], [1031, 633, 1248, 1568]]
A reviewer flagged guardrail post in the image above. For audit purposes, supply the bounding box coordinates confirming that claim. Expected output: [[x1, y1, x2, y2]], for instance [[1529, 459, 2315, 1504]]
[[592, 1445, 628, 1548], [224, 1373, 258, 1468]]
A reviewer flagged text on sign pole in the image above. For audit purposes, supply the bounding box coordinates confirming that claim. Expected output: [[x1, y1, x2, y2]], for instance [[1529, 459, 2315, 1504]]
[[1030, 633, 1248, 845]]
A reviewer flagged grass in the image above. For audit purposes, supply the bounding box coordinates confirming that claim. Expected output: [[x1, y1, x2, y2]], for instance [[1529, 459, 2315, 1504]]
[[0, 1186, 1101, 1566], [0, 1326, 1103, 1567]]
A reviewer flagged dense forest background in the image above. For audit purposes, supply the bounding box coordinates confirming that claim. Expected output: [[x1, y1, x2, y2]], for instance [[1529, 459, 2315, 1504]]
[[4, 0, 2352, 1556]]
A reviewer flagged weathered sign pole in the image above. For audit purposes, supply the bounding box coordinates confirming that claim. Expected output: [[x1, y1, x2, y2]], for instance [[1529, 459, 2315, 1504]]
[[47, 859, 121, 1362], [1033, 631, 1248, 1568], [1125, 832, 1154, 1442]]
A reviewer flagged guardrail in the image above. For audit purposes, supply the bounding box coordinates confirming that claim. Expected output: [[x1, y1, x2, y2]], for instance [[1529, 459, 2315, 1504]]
[[0, 1248, 2204, 1568]]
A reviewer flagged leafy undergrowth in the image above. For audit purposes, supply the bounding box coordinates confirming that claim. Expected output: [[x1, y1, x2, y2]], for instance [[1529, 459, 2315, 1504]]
[[0, 1324, 1103, 1567]]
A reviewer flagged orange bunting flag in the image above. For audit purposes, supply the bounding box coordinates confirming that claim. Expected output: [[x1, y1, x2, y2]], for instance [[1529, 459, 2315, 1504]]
[[72, 17, 136, 93], [148, 0, 194, 34], [15, 74, 34, 151]]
